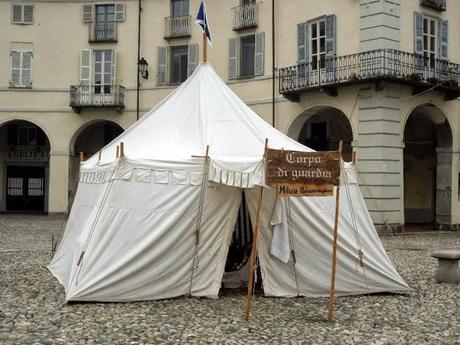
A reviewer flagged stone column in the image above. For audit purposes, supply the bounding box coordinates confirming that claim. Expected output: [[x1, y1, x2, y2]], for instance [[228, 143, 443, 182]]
[[356, 84, 404, 228], [360, 0, 400, 51], [48, 152, 69, 215]]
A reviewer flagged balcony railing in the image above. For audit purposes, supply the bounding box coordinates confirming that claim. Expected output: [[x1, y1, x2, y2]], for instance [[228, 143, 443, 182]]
[[89, 21, 117, 42], [420, 0, 446, 11], [279, 49, 460, 101], [232, 2, 258, 30], [70, 84, 125, 113], [164, 15, 191, 39]]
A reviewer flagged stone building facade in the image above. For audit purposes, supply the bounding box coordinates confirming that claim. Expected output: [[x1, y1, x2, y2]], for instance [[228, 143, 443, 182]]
[[1, 0, 459, 229]]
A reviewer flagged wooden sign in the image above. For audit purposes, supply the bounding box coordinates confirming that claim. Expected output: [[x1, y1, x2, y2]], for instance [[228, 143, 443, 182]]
[[266, 149, 340, 197]]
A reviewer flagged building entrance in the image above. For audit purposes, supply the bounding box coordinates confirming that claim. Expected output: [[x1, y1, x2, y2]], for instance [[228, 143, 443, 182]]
[[6, 165, 45, 212]]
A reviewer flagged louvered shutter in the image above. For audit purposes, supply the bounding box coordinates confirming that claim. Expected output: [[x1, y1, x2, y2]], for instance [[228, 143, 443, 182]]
[[414, 12, 424, 75], [157, 47, 168, 86], [10, 51, 21, 86], [12, 5, 22, 23], [115, 4, 125, 22], [437, 19, 448, 79], [254, 32, 265, 76], [23, 5, 34, 24], [22, 52, 32, 86], [187, 44, 198, 77], [297, 22, 309, 88], [80, 50, 92, 85], [82, 5, 94, 23], [325, 15, 336, 82], [229, 38, 239, 79], [111, 50, 117, 87]]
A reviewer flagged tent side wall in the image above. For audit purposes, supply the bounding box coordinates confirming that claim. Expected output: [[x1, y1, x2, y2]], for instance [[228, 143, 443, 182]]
[[65, 160, 242, 302]]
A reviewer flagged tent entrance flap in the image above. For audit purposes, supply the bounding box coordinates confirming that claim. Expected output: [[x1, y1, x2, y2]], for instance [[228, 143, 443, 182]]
[[222, 192, 254, 289]]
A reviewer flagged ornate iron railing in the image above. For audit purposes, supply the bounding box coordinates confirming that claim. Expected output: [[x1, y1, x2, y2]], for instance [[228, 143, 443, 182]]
[[279, 49, 460, 98], [164, 15, 191, 38], [420, 0, 446, 11], [89, 22, 117, 42], [232, 2, 258, 30], [70, 84, 125, 113]]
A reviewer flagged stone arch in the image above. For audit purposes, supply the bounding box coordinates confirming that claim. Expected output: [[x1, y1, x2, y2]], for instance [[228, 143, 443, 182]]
[[0, 119, 51, 212], [287, 105, 353, 161], [403, 103, 453, 227]]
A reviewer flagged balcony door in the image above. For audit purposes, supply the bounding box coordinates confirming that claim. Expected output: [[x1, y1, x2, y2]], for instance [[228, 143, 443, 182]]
[[309, 18, 326, 86], [95, 5, 115, 41], [171, 0, 189, 17], [94, 50, 115, 104]]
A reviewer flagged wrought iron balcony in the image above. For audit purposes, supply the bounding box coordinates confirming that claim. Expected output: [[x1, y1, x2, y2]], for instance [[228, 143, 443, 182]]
[[70, 85, 125, 113], [420, 0, 446, 11], [89, 22, 118, 42], [232, 2, 258, 30], [164, 15, 191, 39], [279, 49, 460, 101]]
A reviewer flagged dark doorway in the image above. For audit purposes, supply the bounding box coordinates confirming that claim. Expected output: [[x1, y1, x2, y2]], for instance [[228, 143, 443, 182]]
[[6, 166, 45, 212]]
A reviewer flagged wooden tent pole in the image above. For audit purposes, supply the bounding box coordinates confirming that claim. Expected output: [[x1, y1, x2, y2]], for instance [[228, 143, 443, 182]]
[[120, 142, 124, 157], [98, 150, 102, 162], [79, 151, 84, 162], [116, 145, 119, 158], [203, 32, 208, 63], [244, 138, 268, 321], [327, 140, 343, 321], [352, 151, 357, 165]]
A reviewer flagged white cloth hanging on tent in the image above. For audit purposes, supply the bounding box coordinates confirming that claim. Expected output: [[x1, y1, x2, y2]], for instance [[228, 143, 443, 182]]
[[270, 197, 291, 263]]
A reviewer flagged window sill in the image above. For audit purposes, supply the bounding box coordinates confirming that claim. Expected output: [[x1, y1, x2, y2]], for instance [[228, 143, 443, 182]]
[[8, 85, 33, 89]]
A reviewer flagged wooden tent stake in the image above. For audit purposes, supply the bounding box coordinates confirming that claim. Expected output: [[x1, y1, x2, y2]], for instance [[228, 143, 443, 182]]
[[120, 142, 124, 157], [327, 140, 343, 321], [203, 33, 208, 63], [244, 138, 269, 321]]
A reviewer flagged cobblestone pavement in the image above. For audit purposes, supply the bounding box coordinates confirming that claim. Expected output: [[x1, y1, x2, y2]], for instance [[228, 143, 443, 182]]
[[0, 214, 459, 345]]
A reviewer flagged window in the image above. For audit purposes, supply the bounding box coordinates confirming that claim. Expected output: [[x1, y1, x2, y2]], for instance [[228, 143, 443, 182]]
[[310, 19, 326, 71], [228, 33, 264, 79], [170, 46, 188, 84], [11, 4, 34, 24], [171, 0, 189, 17], [80, 49, 116, 93], [10, 51, 32, 88], [240, 36, 255, 77], [157, 44, 198, 86], [95, 5, 115, 41], [241, 0, 256, 5], [7, 124, 46, 147]]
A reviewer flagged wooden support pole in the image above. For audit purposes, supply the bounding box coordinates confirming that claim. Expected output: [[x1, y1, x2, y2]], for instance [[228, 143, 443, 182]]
[[244, 138, 269, 321], [202, 32, 208, 63], [120, 142, 124, 157], [327, 140, 343, 321]]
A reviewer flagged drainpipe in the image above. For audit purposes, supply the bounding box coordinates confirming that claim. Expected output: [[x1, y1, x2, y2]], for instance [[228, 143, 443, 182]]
[[272, 0, 276, 127], [136, 0, 142, 121]]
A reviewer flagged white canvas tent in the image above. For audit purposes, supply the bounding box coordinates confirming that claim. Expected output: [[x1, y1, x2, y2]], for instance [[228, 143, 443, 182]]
[[48, 63, 410, 302]]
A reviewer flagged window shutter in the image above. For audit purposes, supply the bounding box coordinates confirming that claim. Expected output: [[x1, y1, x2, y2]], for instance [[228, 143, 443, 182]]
[[228, 37, 239, 79], [254, 32, 265, 76], [12, 5, 22, 23], [414, 12, 424, 73], [438, 19, 448, 60], [80, 50, 92, 85], [23, 5, 34, 24], [10, 51, 21, 86], [111, 50, 117, 86], [157, 46, 168, 86], [325, 15, 336, 58], [22, 52, 32, 86], [82, 5, 94, 23], [297, 22, 308, 64], [115, 4, 125, 22], [187, 43, 198, 77]]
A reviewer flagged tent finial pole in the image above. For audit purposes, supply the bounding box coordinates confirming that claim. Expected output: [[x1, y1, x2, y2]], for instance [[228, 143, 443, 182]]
[[245, 138, 269, 321], [116, 145, 119, 158], [327, 140, 343, 321], [203, 32, 207, 63], [120, 142, 125, 158]]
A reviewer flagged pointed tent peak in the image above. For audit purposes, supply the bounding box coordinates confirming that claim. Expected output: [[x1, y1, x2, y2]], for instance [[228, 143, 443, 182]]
[[85, 62, 309, 167]]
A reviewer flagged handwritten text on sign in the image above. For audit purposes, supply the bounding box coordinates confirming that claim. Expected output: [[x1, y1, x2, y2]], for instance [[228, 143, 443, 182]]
[[266, 149, 341, 197]]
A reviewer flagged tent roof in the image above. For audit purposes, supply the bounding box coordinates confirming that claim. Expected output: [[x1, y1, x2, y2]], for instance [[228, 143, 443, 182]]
[[85, 63, 309, 166]]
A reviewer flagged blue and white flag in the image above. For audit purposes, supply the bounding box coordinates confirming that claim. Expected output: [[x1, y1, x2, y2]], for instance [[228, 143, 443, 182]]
[[195, 0, 212, 45]]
